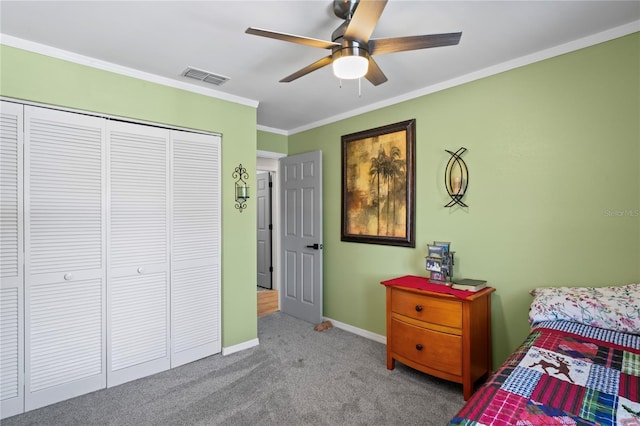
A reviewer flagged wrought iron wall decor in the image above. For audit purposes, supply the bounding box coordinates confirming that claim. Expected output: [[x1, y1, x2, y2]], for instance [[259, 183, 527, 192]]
[[444, 147, 468, 208], [233, 163, 249, 212]]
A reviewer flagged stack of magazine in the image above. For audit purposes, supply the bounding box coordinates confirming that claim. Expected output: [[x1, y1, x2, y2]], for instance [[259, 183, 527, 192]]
[[451, 279, 487, 292]]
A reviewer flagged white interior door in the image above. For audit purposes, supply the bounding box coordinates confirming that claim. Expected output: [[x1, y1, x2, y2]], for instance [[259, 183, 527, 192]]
[[24, 106, 107, 411], [0, 101, 24, 419], [107, 121, 170, 386], [170, 130, 221, 367], [280, 151, 323, 324], [257, 172, 272, 289]]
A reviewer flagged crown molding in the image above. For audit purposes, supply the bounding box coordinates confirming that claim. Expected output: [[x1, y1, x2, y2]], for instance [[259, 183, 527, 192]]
[[0, 34, 259, 109], [257, 125, 288, 135], [289, 20, 640, 135], [3, 19, 637, 136]]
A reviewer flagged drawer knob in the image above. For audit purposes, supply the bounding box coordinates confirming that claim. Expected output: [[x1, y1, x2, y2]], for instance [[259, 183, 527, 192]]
[[415, 305, 423, 312], [416, 344, 423, 351]]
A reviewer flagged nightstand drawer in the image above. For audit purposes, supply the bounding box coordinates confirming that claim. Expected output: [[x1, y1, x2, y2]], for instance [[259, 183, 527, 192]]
[[391, 289, 462, 329], [390, 318, 462, 376]]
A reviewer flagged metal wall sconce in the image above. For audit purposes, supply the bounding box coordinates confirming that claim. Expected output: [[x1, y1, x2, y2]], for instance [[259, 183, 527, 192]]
[[233, 163, 249, 212], [444, 147, 468, 208]]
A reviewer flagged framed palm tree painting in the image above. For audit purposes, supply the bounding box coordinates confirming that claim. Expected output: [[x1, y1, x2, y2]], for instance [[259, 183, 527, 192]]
[[341, 119, 416, 247]]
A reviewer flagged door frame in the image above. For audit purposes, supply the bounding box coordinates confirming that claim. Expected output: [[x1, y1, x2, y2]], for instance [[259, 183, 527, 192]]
[[257, 150, 285, 296]]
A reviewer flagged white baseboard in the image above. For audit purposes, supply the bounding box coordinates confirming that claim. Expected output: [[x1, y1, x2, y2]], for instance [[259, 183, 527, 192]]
[[324, 317, 387, 345], [222, 338, 260, 356], [222, 319, 385, 355]]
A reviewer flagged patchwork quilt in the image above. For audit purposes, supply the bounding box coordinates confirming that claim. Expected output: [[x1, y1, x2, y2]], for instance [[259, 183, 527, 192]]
[[449, 320, 640, 425]]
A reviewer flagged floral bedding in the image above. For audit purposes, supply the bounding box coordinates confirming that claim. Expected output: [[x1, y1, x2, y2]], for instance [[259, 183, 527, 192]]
[[529, 284, 640, 335], [449, 321, 640, 425]]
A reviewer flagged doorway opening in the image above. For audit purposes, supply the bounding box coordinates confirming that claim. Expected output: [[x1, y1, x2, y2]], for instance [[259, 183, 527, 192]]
[[256, 170, 273, 291], [256, 152, 284, 317]]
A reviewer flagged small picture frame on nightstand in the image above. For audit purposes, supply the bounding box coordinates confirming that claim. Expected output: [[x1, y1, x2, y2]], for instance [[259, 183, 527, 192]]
[[430, 271, 447, 283], [434, 241, 450, 253], [425, 256, 442, 272], [427, 244, 445, 259]]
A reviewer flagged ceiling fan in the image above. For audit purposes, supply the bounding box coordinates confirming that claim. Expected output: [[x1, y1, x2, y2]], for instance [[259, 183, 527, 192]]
[[246, 0, 462, 86]]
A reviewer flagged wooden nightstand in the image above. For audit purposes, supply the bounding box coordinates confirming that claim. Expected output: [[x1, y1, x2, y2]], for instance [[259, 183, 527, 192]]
[[384, 281, 495, 400]]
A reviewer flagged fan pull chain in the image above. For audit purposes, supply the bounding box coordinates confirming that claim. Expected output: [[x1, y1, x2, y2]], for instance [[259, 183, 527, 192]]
[[336, 78, 363, 97]]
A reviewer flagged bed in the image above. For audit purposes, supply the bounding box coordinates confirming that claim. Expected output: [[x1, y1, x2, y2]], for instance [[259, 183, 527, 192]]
[[449, 283, 640, 425]]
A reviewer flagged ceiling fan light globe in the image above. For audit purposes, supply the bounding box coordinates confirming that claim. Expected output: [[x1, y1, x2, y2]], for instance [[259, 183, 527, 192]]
[[333, 56, 368, 79]]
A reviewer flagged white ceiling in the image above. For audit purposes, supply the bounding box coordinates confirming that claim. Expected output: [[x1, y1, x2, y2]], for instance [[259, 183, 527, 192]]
[[1, 1, 639, 134]]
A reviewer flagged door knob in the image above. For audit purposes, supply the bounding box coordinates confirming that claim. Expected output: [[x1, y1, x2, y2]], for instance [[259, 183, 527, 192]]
[[305, 243, 322, 250]]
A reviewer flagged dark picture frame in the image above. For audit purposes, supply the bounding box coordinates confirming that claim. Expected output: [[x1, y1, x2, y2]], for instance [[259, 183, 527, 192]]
[[341, 119, 416, 247]]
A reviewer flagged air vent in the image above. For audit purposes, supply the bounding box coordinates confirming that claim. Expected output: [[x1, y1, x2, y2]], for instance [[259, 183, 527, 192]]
[[182, 67, 230, 86]]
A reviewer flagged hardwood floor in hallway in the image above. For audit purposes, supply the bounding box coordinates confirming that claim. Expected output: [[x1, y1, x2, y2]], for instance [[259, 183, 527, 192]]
[[257, 288, 279, 317]]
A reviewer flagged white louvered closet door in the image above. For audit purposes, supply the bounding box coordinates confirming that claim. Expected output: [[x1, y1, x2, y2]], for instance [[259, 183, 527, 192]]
[[0, 101, 24, 419], [107, 121, 170, 386], [24, 106, 106, 411], [171, 130, 221, 367]]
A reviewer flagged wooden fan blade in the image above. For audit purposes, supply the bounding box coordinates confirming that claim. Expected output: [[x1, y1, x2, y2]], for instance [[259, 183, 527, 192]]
[[365, 57, 388, 86], [280, 55, 334, 83], [344, 0, 388, 43], [369, 32, 462, 55], [246, 27, 339, 49]]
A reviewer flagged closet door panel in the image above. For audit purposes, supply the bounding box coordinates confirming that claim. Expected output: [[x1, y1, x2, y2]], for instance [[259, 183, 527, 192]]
[[109, 272, 168, 382], [171, 131, 221, 367], [0, 101, 24, 418], [172, 264, 219, 364], [28, 278, 103, 389], [24, 106, 106, 411], [107, 122, 169, 386]]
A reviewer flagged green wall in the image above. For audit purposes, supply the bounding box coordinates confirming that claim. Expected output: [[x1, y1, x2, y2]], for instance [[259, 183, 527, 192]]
[[3, 32, 638, 366], [0, 45, 258, 348], [257, 130, 288, 154], [288, 33, 640, 365]]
